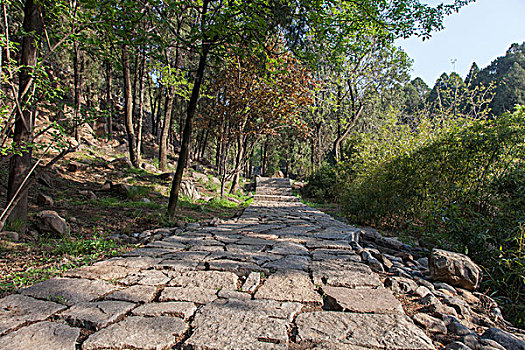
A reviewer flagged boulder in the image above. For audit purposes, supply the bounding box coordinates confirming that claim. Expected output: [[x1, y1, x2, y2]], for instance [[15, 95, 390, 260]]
[[36, 210, 68, 236], [481, 328, 525, 350], [429, 249, 482, 290], [180, 180, 201, 201]]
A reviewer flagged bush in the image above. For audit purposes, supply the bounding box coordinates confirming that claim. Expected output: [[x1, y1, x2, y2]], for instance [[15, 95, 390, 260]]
[[336, 107, 525, 326]]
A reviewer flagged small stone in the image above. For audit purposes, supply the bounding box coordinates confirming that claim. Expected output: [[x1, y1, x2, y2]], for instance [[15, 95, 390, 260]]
[[35, 210, 68, 236], [480, 339, 506, 350], [415, 286, 432, 298], [462, 334, 481, 349], [58, 301, 135, 330], [0, 321, 80, 350], [242, 272, 262, 293], [83, 316, 188, 350], [413, 313, 447, 334], [37, 193, 54, 206], [446, 341, 473, 350], [132, 302, 197, 320], [2, 231, 19, 242], [448, 321, 474, 336], [368, 256, 385, 273], [481, 328, 525, 350]]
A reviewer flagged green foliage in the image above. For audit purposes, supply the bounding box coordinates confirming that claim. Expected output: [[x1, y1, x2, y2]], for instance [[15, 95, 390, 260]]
[[327, 107, 525, 326]]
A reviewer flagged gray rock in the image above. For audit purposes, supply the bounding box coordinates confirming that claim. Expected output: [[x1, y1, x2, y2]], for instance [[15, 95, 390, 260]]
[[58, 301, 135, 330], [132, 302, 197, 320], [0, 294, 66, 336], [169, 270, 239, 290], [312, 261, 382, 289], [21, 278, 119, 305], [255, 271, 322, 304], [242, 271, 262, 292], [323, 286, 404, 314], [0, 321, 80, 350], [413, 313, 447, 334], [83, 316, 187, 350], [448, 321, 474, 336], [481, 328, 525, 350], [446, 341, 473, 350], [160, 286, 218, 304], [430, 249, 482, 290], [296, 311, 434, 349], [180, 180, 201, 201], [415, 286, 432, 298], [185, 299, 301, 349], [480, 339, 506, 350], [106, 285, 157, 303], [35, 210, 67, 236]]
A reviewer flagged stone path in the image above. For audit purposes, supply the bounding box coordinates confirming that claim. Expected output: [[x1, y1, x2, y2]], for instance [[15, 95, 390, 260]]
[[0, 178, 435, 349]]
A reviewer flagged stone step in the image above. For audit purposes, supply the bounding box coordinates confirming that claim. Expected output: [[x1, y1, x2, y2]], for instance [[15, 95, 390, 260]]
[[253, 194, 300, 202], [255, 188, 293, 195]]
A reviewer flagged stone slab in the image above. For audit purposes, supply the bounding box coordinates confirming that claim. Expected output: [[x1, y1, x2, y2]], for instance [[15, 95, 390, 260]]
[[21, 278, 119, 306], [119, 269, 171, 286], [296, 311, 434, 349], [106, 285, 157, 303], [0, 321, 80, 350], [184, 299, 302, 350], [160, 286, 218, 304], [169, 270, 239, 290], [83, 316, 187, 350], [132, 302, 197, 320], [58, 300, 135, 330], [255, 271, 322, 304], [311, 261, 382, 289], [323, 286, 404, 314], [0, 294, 66, 336]]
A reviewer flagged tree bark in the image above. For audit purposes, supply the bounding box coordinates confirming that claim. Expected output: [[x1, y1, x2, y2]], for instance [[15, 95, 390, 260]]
[[159, 87, 174, 171], [122, 44, 139, 167], [105, 61, 113, 138], [332, 105, 364, 162], [73, 41, 84, 142], [167, 0, 211, 218], [229, 134, 244, 194], [6, 0, 42, 225], [136, 53, 146, 160]]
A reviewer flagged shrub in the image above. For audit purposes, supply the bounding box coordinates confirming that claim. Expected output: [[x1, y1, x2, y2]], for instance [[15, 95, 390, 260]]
[[338, 107, 525, 326]]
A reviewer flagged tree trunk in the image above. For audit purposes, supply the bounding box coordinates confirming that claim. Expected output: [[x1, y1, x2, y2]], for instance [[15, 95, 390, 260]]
[[122, 44, 139, 167], [229, 134, 245, 194], [105, 61, 113, 138], [159, 87, 174, 172], [136, 53, 146, 160], [6, 0, 42, 225], [168, 34, 211, 218], [73, 41, 84, 142], [332, 105, 364, 162], [262, 137, 268, 176]]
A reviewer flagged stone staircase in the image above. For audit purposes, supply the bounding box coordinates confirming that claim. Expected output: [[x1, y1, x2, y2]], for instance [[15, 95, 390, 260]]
[[254, 177, 300, 202]]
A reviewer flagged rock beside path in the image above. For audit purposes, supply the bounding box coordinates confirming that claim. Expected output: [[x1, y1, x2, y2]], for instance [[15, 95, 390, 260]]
[[430, 249, 482, 290]]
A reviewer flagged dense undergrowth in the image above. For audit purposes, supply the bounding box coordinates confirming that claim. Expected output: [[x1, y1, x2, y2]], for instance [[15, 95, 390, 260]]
[[303, 106, 525, 327]]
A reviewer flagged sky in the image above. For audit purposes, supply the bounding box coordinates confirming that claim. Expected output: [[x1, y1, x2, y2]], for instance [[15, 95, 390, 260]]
[[396, 0, 525, 87]]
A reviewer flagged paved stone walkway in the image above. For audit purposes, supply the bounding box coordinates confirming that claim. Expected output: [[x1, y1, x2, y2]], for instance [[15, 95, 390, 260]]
[[0, 178, 434, 349]]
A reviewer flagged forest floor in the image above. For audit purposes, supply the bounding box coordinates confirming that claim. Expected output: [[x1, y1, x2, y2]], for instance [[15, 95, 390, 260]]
[[0, 135, 252, 298]]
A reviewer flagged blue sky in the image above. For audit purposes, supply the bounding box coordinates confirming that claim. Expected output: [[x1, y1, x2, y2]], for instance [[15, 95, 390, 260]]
[[396, 0, 525, 87]]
